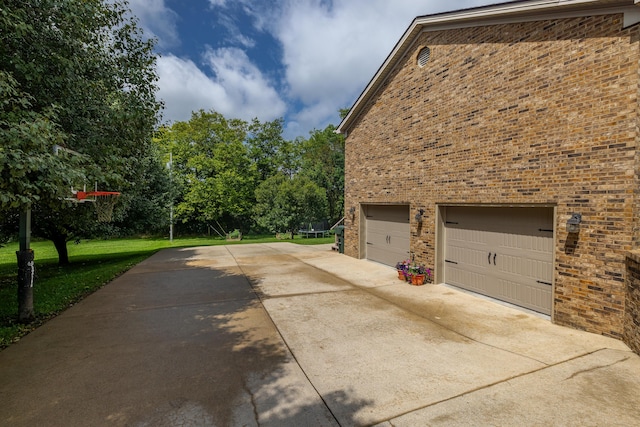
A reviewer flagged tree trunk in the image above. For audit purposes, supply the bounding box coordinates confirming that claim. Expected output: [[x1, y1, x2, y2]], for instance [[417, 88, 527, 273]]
[[52, 234, 70, 266]]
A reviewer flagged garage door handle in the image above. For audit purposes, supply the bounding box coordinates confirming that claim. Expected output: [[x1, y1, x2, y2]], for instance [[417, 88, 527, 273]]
[[488, 252, 497, 265], [445, 259, 458, 264], [536, 280, 552, 286]]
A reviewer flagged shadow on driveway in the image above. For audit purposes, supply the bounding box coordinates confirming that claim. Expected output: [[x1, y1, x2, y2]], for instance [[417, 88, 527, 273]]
[[4, 243, 640, 427], [0, 246, 372, 426]]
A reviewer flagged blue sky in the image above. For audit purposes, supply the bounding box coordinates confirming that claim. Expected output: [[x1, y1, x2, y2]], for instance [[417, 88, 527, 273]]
[[128, 0, 498, 140]]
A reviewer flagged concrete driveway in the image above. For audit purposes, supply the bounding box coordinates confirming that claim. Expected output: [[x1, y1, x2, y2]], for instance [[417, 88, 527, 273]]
[[1, 242, 639, 426]]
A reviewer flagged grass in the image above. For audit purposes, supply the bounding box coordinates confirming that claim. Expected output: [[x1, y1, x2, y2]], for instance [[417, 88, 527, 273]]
[[0, 234, 334, 349]]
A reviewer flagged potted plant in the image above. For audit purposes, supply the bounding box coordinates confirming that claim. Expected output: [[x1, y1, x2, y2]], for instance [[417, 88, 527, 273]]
[[407, 263, 433, 286], [395, 259, 410, 281]]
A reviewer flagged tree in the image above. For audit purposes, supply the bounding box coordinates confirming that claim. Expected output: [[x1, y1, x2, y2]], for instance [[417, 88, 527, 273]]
[[154, 110, 258, 233], [246, 117, 301, 181], [178, 138, 257, 229], [0, 69, 89, 320], [254, 173, 328, 237], [1, 0, 162, 265], [111, 143, 171, 236], [247, 118, 287, 181], [0, 69, 92, 206], [299, 124, 345, 225]]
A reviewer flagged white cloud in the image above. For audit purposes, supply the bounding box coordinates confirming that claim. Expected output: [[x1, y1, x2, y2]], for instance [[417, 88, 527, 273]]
[[134, 0, 498, 136], [127, 0, 180, 50], [156, 51, 286, 125], [277, 1, 413, 103], [252, 0, 494, 135], [203, 47, 287, 119], [217, 14, 256, 49]]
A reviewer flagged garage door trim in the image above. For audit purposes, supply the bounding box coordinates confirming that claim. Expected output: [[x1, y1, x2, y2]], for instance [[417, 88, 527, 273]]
[[436, 204, 556, 318], [361, 203, 411, 267]]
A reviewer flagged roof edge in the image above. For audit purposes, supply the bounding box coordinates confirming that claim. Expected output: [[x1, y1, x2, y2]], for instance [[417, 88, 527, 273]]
[[337, 0, 637, 135]]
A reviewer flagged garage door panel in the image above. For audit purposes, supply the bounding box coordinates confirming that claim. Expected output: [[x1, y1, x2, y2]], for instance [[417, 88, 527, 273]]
[[364, 205, 410, 267], [367, 243, 410, 267], [444, 206, 553, 315], [367, 229, 388, 246], [448, 245, 493, 270], [448, 207, 552, 236], [496, 278, 552, 314], [447, 227, 489, 246], [496, 254, 553, 283], [447, 265, 486, 293], [366, 205, 409, 222], [368, 222, 410, 245], [498, 232, 553, 260]]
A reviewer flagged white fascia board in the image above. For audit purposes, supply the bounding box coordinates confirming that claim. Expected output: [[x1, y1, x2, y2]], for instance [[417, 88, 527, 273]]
[[413, 0, 603, 25], [337, 0, 636, 135], [414, 3, 638, 30], [625, 6, 640, 25]]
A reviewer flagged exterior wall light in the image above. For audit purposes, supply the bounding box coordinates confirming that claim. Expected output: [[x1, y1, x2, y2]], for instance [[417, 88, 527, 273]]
[[415, 208, 425, 222], [567, 213, 582, 233], [349, 206, 356, 216]]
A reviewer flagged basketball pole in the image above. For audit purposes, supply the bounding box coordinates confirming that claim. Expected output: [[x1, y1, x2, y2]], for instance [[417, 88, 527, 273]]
[[169, 152, 173, 243], [16, 144, 74, 323], [15, 143, 72, 322], [17, 207, 34, 322]]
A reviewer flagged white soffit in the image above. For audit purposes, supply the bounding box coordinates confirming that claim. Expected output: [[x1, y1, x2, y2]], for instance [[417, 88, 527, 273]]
[[337, 0, 639, 135], [624, 6, 640, 25]]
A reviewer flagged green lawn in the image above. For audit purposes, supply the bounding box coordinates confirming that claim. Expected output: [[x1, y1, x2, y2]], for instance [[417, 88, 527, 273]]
[[0, 234, 334, 348]]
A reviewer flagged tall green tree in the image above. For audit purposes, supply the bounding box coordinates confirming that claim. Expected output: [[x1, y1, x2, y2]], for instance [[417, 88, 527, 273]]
[[299, 124, 345, 224], [114, 143, 171, 236], [0, 72, 86, 209], [254, 173, 328, 236], [154, 110, 257, 233], [0, 0, 162, 264], [247, 118, 287, 181]]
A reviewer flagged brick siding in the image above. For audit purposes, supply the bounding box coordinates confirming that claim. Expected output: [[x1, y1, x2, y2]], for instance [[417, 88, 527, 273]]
[[625, 252, 640, 353], [344, 13, 640, 338]]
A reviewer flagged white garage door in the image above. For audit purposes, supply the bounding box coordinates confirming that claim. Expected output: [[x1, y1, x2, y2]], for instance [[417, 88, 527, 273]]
[[443, 206, 554, 315], [365, 205, 410, 267]]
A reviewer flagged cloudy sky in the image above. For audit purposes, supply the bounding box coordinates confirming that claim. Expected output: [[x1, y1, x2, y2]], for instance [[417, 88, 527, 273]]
[[128, 0, 498, 139]]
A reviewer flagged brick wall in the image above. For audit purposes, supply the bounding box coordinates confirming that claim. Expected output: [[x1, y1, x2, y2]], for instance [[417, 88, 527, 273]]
[[625, 252, 640, 355], [344, 13, 640, 337]]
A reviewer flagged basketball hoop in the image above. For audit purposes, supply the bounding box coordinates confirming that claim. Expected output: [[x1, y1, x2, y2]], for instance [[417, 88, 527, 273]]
[[92, 192, 120, 222], [53, 147, 121, 222], [71, 189, 120, 222]]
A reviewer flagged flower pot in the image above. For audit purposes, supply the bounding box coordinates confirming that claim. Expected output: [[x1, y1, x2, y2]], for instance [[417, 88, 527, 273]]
[[397, 270, 405, 281], [411, 274, 426, 286]]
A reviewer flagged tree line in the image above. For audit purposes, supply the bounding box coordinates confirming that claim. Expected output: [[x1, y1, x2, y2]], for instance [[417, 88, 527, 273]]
[[1, 0, 345, 267], [155, 110, 345, 240]]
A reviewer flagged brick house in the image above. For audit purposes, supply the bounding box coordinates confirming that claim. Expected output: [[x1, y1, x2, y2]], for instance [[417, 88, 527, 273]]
[[337, 0, 640, 350]]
